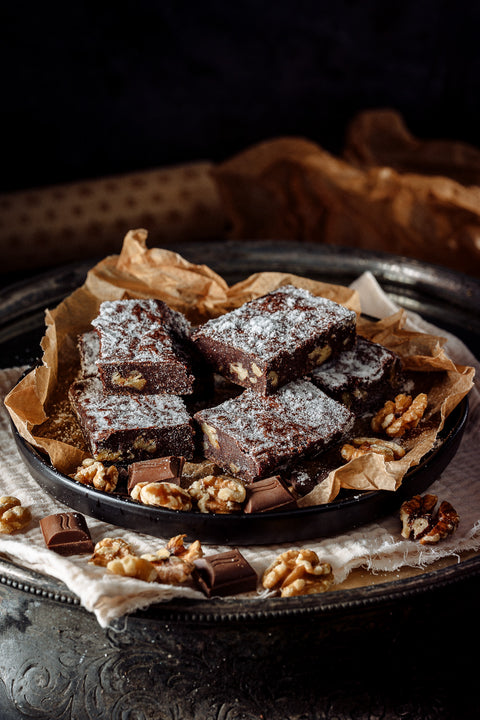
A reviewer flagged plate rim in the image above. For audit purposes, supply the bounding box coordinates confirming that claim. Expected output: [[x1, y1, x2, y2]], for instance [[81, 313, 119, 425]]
[[10, 392, 470, 545]]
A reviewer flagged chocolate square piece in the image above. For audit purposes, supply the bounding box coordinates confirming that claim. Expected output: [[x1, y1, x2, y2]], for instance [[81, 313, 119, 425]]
[[69, 375, 195, 463], [310, 335, 401, 414], [193, 549, 257, 597], [40, 512, 94, 556], [91, 298, 196, 395], [244, 475, 297, 513], [127, 456, 185, 493], [192, 285, 356, 394], [194, 379, 355, 482]]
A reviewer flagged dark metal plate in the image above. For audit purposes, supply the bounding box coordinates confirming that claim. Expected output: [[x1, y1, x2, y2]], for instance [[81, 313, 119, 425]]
[[3, 240, 474, 543], [10, 396, 469, 545]]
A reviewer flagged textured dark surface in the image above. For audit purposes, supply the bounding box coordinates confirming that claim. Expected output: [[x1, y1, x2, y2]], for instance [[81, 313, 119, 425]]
[[3, 1, 480, 193], [0, 556, 479, 719]]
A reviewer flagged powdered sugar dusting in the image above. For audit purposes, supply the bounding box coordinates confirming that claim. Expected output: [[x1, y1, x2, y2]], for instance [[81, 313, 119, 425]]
[[92, 299, 192, 363], [70, 375, 191, 433], [193, 285, 356, 360], [196, 379, 354, 457], [78, 331, 100, 377], [311, 335, 398, 390]]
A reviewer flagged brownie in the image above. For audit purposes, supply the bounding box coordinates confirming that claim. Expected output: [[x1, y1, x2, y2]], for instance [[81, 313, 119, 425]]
[[309, 335, 401, 414], [69, 375, 195, 463], [91, 298, 196, 395], [194, 379, 355, 482], [191, 285, 356, 395]]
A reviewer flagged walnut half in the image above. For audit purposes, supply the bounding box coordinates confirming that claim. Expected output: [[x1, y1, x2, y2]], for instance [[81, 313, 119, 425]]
[[188, 474, 246, 513], [107, 554, 159, 583], [89, 537, 133, 566], [400, 494, 459, 544], [262, 549, 334, 597], [70, 458, 118, 493], [341, 436, 405, 462], [0, 496, 32, 534], [371, 393, 428, 438], [131, 481, 192, 511]]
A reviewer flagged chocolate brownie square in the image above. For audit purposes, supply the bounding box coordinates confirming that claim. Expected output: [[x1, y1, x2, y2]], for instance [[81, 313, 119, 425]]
[[310, 335, 401, 414], [69, 375, 195, 464], [194, 379, 354, 481], [191, 285, 356, 395], [91, 298, 196, 395]]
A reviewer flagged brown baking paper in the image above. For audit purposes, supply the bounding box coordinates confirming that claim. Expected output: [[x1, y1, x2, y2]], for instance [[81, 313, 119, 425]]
[[4, 230, 475, 505], [212, 114, 480, 277]]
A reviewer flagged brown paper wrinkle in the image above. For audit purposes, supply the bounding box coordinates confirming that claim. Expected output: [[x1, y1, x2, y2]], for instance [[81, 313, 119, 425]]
[[212, 115, 480, 276], [4, 231, 475, 496]]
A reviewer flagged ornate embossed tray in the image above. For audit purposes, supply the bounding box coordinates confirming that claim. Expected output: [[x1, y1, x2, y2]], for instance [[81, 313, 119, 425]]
[[1, 242, 479, 720]]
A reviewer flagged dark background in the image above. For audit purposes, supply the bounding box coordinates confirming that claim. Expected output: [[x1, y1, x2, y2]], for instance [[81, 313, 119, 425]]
[[3, 0, 480, 194]]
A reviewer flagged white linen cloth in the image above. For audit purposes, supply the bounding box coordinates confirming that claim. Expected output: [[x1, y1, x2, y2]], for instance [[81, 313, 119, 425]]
[[0, 271, 479, 627]]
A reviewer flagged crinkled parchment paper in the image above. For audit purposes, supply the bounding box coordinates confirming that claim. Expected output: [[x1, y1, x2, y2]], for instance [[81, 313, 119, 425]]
[[4, 229, 475, 502], [212, 109, 480, 276]]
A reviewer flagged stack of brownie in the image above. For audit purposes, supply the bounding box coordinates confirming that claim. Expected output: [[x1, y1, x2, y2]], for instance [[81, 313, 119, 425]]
[[69, 286, 400, 492], [69, 298, 198, 464]]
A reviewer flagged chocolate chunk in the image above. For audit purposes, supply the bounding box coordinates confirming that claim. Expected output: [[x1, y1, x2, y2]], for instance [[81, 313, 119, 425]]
[[40, 512, 94, 556], [193, 549, 257, 597], [244, 475, 297, 513], [127, 456, 185, 493]]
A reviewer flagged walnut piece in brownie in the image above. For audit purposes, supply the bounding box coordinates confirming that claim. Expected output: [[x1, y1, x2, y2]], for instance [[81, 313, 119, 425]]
[[69, 375, 195, 463], [91, 298, 196, 395], [310, 335, 401, 414], [194, 379, 355, 482], [191, 285, 356, 395]]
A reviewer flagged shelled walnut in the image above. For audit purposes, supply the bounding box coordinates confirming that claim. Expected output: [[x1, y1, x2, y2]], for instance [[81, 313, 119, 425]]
[[107, 554, 159, 583], [131, 481, 192, 511], [188, 474, 246, 513], [70, 458, 118, 493], [166, 533, 203, 562], [418, 500, 460, 545], [371, 393, 428, 437], [400, 494, 459, 544], [141, 534, 203, 584], [0, 496, 32, 534], [341, 436, 405, 462], [140, 551, 195, 584], [262, 549, 334, 597], [89, 537, 133, 566]]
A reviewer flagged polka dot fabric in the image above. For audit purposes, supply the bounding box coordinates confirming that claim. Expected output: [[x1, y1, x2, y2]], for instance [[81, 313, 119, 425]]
[[0, 163, 226, 272]]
